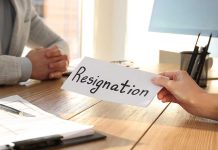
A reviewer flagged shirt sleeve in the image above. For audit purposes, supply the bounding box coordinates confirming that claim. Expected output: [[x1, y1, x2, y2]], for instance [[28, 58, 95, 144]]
[[20, 57, 32, 82]]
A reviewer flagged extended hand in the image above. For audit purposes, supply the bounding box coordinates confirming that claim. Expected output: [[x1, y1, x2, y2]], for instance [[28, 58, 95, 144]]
[[152, 71, 218, 120]]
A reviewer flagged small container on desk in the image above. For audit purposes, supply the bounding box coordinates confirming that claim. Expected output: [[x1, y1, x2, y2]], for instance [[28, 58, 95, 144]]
[[180, 50, 211, 88]]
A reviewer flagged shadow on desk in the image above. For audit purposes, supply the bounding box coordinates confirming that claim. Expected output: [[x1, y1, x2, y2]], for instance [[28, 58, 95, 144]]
[[154, 103, 218, 132], [71, 99, 167, 123]]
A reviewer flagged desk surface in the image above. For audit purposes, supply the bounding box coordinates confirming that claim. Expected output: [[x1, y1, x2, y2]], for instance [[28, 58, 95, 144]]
[[0, 64, 218, 150]]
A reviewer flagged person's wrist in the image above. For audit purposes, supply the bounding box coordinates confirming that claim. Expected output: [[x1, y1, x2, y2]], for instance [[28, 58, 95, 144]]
[[203, 93, 218, 120], [188, 85, 205, 102], [191, 91, 215, 119]]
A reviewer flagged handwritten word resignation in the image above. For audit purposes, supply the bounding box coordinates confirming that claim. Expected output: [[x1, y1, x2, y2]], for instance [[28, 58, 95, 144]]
[[71, 66, 149, 97]]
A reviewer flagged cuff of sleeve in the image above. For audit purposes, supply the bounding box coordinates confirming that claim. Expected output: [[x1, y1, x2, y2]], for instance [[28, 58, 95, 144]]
[[20, 57, 32, 82]]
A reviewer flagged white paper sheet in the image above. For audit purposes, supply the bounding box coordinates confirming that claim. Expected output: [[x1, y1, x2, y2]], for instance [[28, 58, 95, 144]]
[[0, 95, 94, 147], [62, 57, 162, 107]]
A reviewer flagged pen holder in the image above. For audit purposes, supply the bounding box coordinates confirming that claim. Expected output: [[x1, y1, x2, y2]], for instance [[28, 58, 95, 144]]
[[180, 51, 212, 87]]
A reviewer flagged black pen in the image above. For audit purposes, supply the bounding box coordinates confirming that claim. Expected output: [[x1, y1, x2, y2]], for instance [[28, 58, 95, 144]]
[[194, 33, 212, 84], [187, 33, 200, 75], [0, 104, 35, 117]]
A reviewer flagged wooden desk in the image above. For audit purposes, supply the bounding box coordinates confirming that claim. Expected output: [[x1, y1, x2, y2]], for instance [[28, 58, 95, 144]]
[[0, 64, 218, 150]]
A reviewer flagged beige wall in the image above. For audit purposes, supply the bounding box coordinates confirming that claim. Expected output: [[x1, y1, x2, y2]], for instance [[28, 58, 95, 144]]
[[92, 0, 127, 61], [81, 0, 127, 61]]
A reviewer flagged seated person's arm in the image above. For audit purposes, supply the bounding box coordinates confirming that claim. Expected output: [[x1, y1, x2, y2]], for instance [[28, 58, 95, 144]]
[[0, 55, 31, 85]]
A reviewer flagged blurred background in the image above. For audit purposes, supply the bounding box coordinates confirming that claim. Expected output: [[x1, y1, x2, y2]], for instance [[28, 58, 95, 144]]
[[32, 0, 80, 60], [31, 0, 218, 67]]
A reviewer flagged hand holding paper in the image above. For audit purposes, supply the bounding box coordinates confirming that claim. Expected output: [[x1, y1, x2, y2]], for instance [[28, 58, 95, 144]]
[[62, 57, 162, 107]]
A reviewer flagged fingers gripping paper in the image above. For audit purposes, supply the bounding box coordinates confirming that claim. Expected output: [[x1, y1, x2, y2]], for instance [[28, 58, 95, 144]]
[[62, 57, 161, 107]]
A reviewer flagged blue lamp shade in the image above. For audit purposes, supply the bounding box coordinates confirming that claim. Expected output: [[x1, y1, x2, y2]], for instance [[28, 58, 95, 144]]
[[149, 0, 218, 37]]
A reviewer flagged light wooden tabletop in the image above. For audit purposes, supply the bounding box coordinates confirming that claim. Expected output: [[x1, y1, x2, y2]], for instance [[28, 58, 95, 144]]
[[0, 63, 218, 150]]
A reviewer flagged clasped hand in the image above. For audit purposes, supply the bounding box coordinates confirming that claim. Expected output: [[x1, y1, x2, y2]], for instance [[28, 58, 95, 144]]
[[26, 46, 69, 80]]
